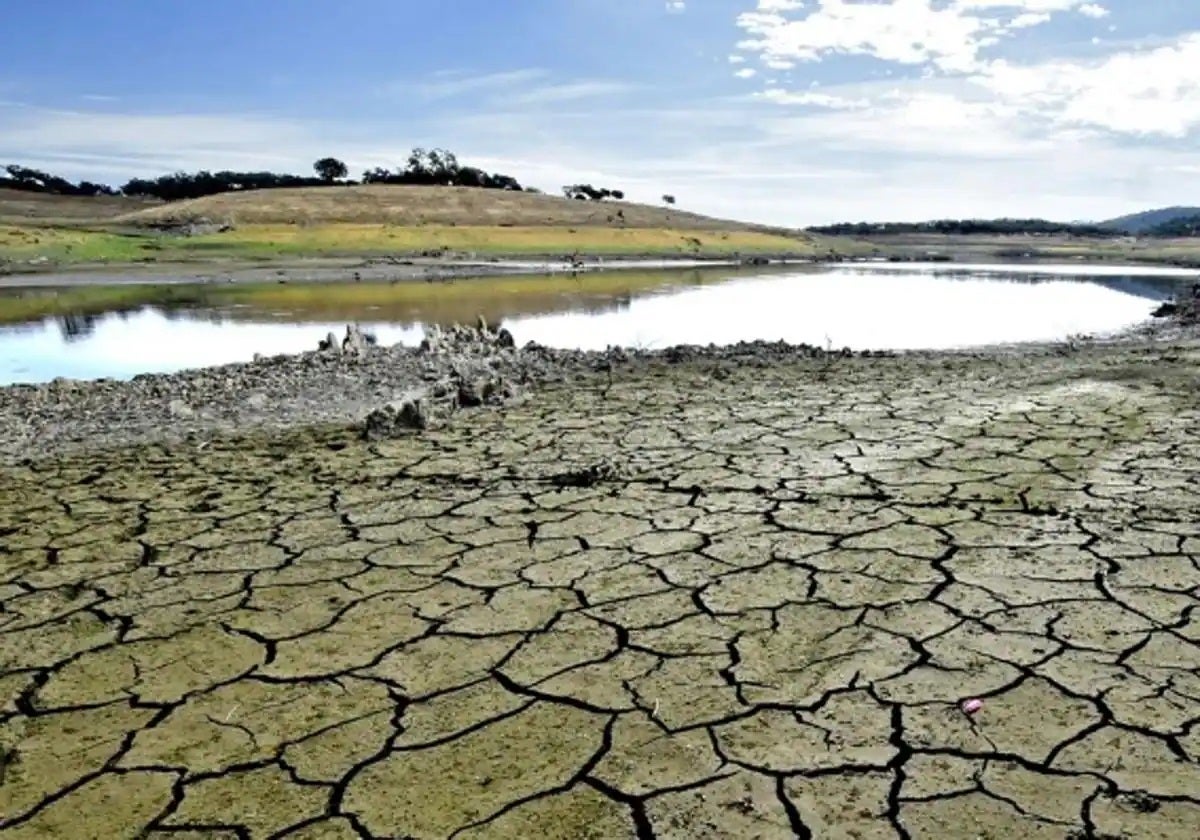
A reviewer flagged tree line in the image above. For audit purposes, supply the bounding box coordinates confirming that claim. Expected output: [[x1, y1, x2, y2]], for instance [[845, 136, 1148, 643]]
[[0, 148, 530, 202], [1, 164, 119, 197], [0, 152, 672, 208], [806, 218, 1125, 238], [1143, 214, 1200, 237]]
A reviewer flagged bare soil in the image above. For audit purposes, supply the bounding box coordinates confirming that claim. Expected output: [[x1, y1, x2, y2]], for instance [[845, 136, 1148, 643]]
[[1, 332, 1198, 838]]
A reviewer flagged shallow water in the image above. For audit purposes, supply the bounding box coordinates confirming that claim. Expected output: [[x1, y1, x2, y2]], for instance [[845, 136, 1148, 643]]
[[0, 263, 1184, 384]]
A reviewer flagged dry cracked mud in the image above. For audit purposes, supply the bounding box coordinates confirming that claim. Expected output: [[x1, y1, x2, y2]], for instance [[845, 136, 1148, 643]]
[[1, 343, 1199, 838]]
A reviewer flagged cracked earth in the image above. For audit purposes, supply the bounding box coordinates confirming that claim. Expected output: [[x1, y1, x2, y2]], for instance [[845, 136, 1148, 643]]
[[1, 343, 1199, 838]]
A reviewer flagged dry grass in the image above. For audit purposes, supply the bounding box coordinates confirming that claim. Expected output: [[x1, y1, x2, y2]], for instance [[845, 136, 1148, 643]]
[[190, 223, 820, 256], [0, 186, 842, 266], [117, 185, 796, 234], [0, 188, 157, 226], [843, 231, 1200, 267]]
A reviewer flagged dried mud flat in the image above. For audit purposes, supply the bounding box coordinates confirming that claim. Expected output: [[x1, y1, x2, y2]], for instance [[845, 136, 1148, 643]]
[[1, 340, 1199, 839]]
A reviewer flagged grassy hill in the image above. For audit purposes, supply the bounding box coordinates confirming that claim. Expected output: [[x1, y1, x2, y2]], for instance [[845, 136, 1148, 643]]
[[117, 184, 783, 232], [1101, 206, 1200, 234], [0, 187, 157, 226], [0, 185, 840, 269]]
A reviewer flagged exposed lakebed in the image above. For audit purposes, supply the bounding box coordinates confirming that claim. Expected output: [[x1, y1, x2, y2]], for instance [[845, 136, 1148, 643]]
[[0, 262, 1190, 384]]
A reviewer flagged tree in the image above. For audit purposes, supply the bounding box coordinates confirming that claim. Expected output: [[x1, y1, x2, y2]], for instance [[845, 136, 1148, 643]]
[[662, 194, 676, 205], [562, 184, 622, 201], [314, 157, 348, 182], [361, 167, 392, 184]]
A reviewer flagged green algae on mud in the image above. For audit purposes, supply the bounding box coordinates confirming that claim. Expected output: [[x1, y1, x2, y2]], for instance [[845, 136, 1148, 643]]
[[1, 343, 1199, 837], [0, 266, 755, 327]]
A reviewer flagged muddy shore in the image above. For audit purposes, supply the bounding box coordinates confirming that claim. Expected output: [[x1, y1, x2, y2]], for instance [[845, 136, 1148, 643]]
[[1, 321, 1198, 837], [0, 255, 783, 289]]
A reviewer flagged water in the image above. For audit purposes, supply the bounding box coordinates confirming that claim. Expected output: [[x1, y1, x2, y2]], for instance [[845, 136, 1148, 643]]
[[0, 263, 1186, 385]]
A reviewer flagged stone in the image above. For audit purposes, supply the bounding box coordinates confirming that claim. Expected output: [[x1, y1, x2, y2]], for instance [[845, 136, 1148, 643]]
[[317, 331, 339, 353], [341, 324, 372, 355], [167, 399, 194, 419], [362, 392, 431, 438], [457, 377, 487, 408]]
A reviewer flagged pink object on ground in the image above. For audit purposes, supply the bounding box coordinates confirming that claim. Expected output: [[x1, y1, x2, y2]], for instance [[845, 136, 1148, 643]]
[[961, 698, 984, 715]]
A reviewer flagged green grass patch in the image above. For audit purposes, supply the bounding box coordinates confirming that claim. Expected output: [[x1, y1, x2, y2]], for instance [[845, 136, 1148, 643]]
[[1, 223, 826, 268]]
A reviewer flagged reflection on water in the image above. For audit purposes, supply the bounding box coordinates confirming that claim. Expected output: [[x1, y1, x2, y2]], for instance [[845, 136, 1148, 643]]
[[0, 263, 1182, 384]]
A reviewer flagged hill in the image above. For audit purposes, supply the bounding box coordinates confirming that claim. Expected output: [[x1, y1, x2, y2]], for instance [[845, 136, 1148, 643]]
[[116, 184, 785, 233], [807, 218, 1117, 237], [2, 185, 837, 267], [0, 187, 157, 226], [1101, 206, 1200, 234]]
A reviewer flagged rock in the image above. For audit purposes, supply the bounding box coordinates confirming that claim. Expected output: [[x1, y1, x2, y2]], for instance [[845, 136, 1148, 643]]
[[246, 393, 268, 410], [318, 332, 340, 353], [342, 324, 371, 356], [167, 399, 194, 419], [457, 378, 486, 408], [454, 368, 517, 409], [419, 322, 516, 356], [362, 392, 431, 439]]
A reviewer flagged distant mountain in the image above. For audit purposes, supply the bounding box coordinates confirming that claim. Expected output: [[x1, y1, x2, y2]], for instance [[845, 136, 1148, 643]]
[[1101, 206, 1200, 234]]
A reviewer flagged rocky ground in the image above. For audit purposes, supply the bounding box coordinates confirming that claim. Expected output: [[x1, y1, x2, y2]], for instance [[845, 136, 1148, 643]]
[[1, 319, 1199, 838]]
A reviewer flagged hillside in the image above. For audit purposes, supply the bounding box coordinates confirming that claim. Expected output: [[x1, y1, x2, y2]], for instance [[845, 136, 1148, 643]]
[[2, 185, 838, 268], [116, 184, 788, 234], [0, 187, 158, 226], [1101, 206, 1200, 234]]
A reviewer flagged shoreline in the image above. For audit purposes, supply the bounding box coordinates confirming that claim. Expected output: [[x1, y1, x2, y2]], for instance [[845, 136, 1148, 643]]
[[0, 255, 768, 288], [2, 314, 1196, 463], [2, 259, 1195, 461], [3, 249, 1200, 289]]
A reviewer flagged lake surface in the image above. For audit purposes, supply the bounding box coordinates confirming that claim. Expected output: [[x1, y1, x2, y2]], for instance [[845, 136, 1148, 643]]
[[0, 263, 1188, 385]]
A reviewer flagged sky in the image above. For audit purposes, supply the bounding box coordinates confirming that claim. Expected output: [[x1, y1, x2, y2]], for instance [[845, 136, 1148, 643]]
[[2, 0, 1199, 226]]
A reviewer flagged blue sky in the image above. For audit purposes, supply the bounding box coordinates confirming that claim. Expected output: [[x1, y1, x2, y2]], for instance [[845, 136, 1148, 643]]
[[2, 1, 1199, 225]]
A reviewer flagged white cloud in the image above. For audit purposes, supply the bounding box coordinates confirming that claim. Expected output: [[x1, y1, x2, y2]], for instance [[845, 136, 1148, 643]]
[[755, 89, 868, 109], [976, 33, 1200, 138], [666, 1, 686, 13], [505, 81, 634, 106], [728, 54, 747, 63], [739, 0, 1200, 141], [737, 1, 986, 73], [1008, 12, 1051, 29], [735, 68, 758, 79], [737, 0, 1119, 74], [399, 68, 549, 100], [0, 104, 318, 177]]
